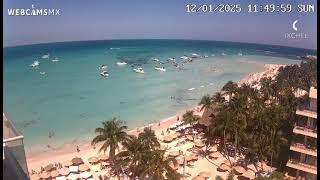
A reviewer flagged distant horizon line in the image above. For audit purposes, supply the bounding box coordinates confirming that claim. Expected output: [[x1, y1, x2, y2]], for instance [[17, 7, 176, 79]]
[[3, 38, 317, 51]]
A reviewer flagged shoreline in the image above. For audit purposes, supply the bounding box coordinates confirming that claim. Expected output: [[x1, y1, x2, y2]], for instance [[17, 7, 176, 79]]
[[25, 62, 287, 172], [26, 105, 204, 172]]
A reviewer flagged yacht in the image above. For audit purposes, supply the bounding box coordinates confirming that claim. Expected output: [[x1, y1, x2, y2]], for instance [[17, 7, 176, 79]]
[[40, 72, 46, 75], [42, 54, 50, 59], [155, 67, 166, 72], [116, 61, 127, 66], [133, 67, 145, 74], [152, 58, 159, 62], [52, 57, 59, 62], [100, 71, 109, 77], [99, 64, 108, 70], [191, 53, 200, 58], [30, 61, 40, 67]]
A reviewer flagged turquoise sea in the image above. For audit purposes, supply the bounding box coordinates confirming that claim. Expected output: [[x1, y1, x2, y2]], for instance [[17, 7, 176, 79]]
[[3, 40, 315, 154]]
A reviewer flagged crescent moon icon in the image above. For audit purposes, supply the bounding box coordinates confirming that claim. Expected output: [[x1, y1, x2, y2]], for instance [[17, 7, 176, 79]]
[[292, 20, 298, 31]]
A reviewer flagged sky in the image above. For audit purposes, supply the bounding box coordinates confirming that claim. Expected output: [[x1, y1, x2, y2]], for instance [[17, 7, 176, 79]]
[[3, 0, 317, 49]]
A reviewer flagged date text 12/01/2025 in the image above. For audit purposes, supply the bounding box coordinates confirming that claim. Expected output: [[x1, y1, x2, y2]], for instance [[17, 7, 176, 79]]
[[185, 4, 315, 13]]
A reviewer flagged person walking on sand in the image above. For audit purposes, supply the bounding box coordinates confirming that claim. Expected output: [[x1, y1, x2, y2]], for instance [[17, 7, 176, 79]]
[[76, 145, 80, 152], [177, 116, 180, 121]]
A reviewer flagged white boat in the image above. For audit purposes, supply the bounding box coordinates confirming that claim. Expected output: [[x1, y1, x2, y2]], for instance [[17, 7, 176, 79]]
[[40, 72, 46, 75], [180, 56, 189, 60], [188, 88, 195, 91], [99, 65, 108, 70], [204, 55, 209, 58], [238, 51, 243, 56], [168, 58, 175, 61], [133, 67, 145, 74], [30, 61, 40, 67], [191, 53, 200, 58], [42, 54, 50, 59], [155, 67, 166, 72], [211, 54, 215, 56], [221, 53, 226, 56], [152, 58, 159, 62], [100, 71, 109, 77], [116, 61, 127, 66], [52, 57, 59, 62]]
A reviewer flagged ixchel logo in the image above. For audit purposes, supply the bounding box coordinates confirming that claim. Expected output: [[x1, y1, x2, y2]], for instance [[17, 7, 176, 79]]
[[7, 4, 61, 16], [284, 20, 307, 39]]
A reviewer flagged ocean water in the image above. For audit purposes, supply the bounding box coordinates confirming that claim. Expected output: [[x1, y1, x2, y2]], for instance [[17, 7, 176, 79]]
[[3, 40, 315, 153]]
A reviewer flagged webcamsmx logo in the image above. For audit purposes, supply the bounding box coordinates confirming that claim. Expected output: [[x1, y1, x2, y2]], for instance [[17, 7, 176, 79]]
[[7, 4, 61, 16], [284, 20, 307, 39]]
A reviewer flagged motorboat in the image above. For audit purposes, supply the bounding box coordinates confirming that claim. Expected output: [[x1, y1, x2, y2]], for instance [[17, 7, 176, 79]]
[[40, 72, 46, 75], [221, 53, 226, 56], [133, 67, 145, 74], [191, 53, 200, 58], [42, 54, 50, 59], [52, 57, 59, 62], [116, 61, 127, 66], [155, 67, 166, 72], [30, 61, 40, 67], [152, 58, 159, 62], [204, 55, 209, 58], [99, 64, 108, 70], [168, 58, 175, 61], [100, 71, 109, 77], [180, 56, 189, 60]]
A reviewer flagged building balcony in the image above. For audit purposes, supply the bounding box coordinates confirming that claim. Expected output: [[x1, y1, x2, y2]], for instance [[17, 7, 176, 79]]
[[296, 109, 317, 119], [293, 126, 317, 138], [290, 142, 317, 157], [286, 160, 317, 175]]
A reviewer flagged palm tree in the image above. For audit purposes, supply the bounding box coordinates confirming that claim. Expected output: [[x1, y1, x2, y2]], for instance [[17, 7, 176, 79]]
[[222, 81, 238, 101], [143, 150, 181, 179], [226, 169, 235, 180], [199, 95, 214, 127], [215, 176, 224, 180], [182, 110, 200, 126], [91, 117, 128, 160], [116, 135, 147, 177], [138, 127, 160, 150], [212, 92, 226, 105]]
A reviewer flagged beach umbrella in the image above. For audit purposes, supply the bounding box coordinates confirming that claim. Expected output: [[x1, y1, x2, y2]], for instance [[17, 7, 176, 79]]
[[186, 135, 193, 141], [169, 162, 179, 170], [207, 146, 217, 152], [71, 157, 83, 165], [238, 171, 252, 180], [163, 135, 173, 143], [58, 167, 70, 176], [30, 174, 41, 180], [191, 153, 198, 160], [171, 133, 178, 139], [80, 171, 93, 179], [192, 175, 206, 180], [194, 141, 205, 148], [185, 155, 194, 162], [79, 164, 90, 172], [199, 171, 211, 178], [98, 154, 109, 161], [234, 166, 246, 175], [218, 163, 229, 172], [50, 170, 60, 178], [56, 176, 67, 180], [69, 165, 79, 173], [62, 160, 73, 167], [169, 151, 180, 157], [208, 152, 220, 159], [40, 172, 51, 179], [88, 156, 99, 164], [175, 131, 183, 137], [223, 160, 232, 166], [44, 163, 54, 172], [67, 173, 79, 180]]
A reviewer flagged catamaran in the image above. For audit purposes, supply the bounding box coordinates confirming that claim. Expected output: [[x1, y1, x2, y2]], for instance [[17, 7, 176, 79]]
[[133, 67, 145, 74], [30, 61, 40, 67]]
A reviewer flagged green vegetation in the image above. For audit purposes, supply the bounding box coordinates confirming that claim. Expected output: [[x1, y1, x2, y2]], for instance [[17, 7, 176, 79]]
[[202, 60, 316, 172], [182, 110, 201, 126]]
